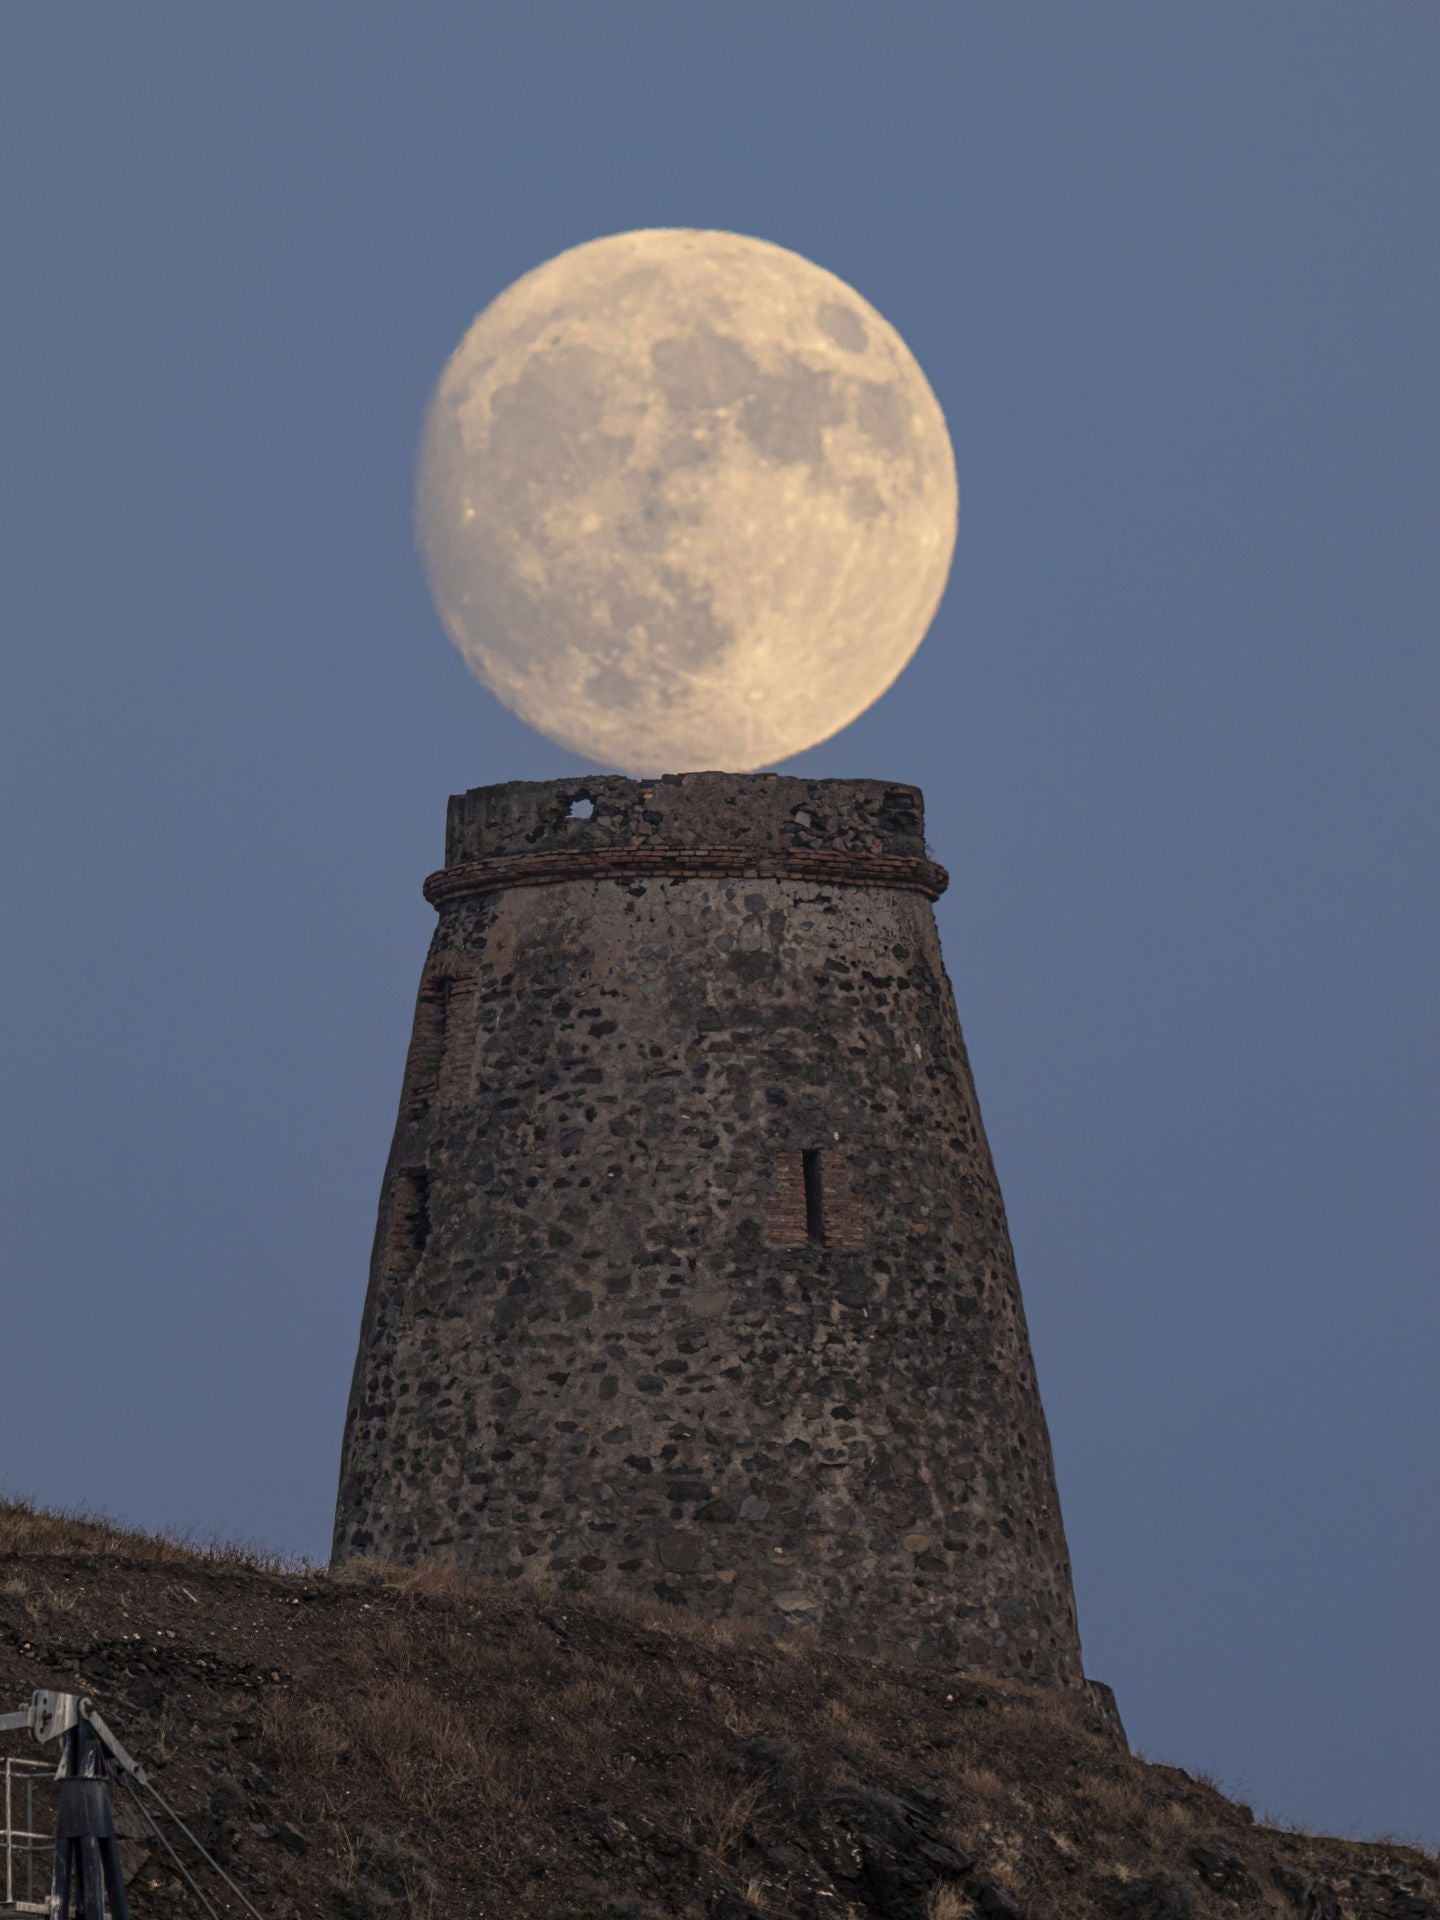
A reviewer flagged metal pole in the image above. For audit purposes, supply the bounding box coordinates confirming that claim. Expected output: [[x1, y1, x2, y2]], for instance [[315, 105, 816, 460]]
[[50, 1737, 73, 1920], [49, 1722, 133, 1920], [114, 1781, 222, 1920]]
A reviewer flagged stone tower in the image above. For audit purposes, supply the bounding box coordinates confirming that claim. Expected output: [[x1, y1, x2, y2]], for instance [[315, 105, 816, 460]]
[[334, 772, 1084, 1686]]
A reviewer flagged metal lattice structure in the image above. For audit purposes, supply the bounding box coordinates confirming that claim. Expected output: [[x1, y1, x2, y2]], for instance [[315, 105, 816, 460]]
[[1, 1754, 51, 1916], [2, 1688, 273, 1919]]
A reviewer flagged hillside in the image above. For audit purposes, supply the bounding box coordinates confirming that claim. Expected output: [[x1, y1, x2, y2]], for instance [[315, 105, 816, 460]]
[[0, 1500, 1432, 1920]]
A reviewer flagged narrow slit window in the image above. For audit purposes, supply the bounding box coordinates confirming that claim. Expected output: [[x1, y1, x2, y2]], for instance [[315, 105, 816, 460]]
[[802, 1149, 826, 1245], [389, 1168, 432, 1272]]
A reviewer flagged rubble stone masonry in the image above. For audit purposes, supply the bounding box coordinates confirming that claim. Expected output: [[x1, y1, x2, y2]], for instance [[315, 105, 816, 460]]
[[333, 773, 1085, 1685]]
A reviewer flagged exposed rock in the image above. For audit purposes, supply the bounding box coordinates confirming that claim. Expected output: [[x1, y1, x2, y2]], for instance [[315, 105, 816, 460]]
[[1102, 1873, 1196, 1919], [1187, 1842, 1260, 1899]]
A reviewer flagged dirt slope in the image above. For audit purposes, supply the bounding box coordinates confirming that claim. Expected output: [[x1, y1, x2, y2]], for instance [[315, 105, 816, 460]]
[[0, 1501, 1432, 1920]]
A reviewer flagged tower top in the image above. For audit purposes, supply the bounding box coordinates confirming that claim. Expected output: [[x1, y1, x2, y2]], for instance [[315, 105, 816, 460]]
[[431, 773, 947, 912], [443, 772, 929, 867]]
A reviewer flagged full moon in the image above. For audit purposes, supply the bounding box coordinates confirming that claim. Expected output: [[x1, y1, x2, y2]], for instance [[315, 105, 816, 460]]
[[415, 229, 958, 772]]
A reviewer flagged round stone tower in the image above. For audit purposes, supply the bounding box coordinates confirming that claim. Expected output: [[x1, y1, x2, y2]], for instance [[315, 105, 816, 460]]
[[333, 772, 1084, 1685]]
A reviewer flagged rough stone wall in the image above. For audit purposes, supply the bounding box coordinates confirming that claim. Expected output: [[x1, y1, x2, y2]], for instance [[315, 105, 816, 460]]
[[334, 773, 1084, 1685]]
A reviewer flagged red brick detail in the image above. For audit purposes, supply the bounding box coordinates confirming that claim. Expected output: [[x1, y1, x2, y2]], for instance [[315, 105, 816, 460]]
[[764, 1153, 811, 1248], [818, 1152, 865, 1250], [401, 950, 479, 1113], [422, 845, 948, 909], [764, 1149, 864, 1250], [386, 1168, 431, 1278]]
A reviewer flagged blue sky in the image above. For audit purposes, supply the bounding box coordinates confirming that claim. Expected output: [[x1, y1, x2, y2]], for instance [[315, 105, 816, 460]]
[[5, 3, 1437, 1845]]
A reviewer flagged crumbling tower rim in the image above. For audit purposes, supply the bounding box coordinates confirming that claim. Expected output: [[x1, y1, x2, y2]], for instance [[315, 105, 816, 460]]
[[441, 771, 937, 867]]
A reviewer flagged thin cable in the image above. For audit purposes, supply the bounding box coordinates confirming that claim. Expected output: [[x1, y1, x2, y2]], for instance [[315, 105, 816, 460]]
[[115, 1778, 223, 1920], [136, 1778, 269, 1920]]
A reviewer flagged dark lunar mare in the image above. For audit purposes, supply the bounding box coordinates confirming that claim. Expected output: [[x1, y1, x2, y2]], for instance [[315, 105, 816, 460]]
[[333, 773, 1086, 1686]]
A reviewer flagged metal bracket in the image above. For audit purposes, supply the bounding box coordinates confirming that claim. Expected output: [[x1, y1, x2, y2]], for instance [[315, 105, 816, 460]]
[[0, 1693, 148, 1785]]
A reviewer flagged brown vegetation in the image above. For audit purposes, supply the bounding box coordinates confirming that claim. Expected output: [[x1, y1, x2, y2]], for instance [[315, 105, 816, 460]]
[[0, 1499, 1433, 1920]]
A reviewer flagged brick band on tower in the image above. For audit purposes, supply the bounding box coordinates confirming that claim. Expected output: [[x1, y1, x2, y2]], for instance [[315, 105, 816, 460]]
[[333, 772, 1085, 1686], [423, 843, 950, 907]]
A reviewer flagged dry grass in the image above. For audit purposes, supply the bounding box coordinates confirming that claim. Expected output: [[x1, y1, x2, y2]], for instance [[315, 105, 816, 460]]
[[947, 1763, 1008, 1811], [6, 1492, 1436, 1918], [347, 1679, 481, 1816], [342, 1553, 494, 1607], [553, 1671, 620, 1714], [925, 1888, 977, 1919], [684, 1773, 766, 1859], [1146, 1796, 1199, 1844], [259, 1693, 350, 1775], [810, 1693, 892, 1769], [1359, 1831, 1440, 1862], [1077, 1769, 1151, 1829], [265, 1671, 531, 1832], [716, 1696, 766, 1741], [333, 1825, 437, 1919], [0, 1494, 303, 1574]]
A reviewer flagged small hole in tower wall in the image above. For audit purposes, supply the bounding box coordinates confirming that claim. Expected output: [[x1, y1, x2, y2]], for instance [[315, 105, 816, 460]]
[[568, 796, 594, 820], [802, 1149, 826, 1245]]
